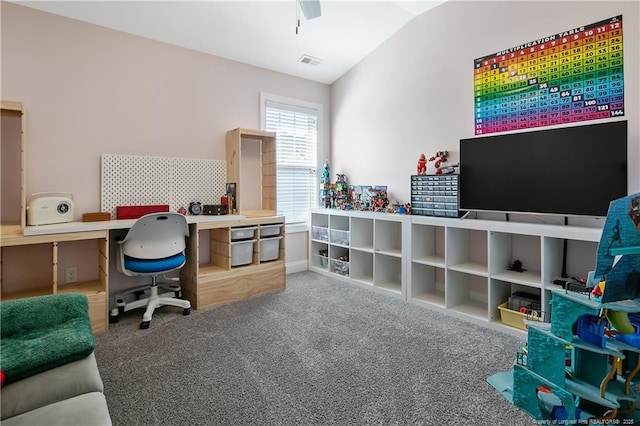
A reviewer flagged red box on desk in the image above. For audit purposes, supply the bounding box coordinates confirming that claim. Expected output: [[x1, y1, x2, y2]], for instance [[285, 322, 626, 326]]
[[116, 205, 170, 220]]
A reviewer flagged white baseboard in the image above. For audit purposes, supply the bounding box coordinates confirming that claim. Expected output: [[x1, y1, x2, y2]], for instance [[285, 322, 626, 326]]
[[286, 260, 309, 274]]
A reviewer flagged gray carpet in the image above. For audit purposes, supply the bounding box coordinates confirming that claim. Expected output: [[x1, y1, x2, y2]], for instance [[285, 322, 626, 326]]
[[95, 271, 536, 425]]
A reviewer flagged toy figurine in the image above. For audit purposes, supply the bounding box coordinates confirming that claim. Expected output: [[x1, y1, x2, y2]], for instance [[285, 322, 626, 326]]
[[428, 151, 448, 175], [335, 174, 347, 193], [334, 174, 348, 209], [428, 150, 458, 175], [417, 154, 427, 175], [321, 159, 331, 185]]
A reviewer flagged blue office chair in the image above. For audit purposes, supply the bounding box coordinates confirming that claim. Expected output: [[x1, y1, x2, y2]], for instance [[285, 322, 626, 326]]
[[110, 212, 191, 329]]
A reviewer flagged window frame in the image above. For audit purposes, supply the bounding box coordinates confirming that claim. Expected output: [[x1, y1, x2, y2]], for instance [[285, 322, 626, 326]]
[[260, 92, 324, 233]]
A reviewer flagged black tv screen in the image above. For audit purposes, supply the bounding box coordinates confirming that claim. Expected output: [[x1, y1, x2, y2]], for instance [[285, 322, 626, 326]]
[[459, 121, 628, 217]]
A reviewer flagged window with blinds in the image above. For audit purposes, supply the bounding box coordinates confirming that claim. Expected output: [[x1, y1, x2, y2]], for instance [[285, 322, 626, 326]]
[[264, 99, 319, 224]]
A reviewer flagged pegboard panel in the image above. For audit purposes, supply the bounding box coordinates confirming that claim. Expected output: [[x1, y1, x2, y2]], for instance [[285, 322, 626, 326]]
[[171, 157, 227, 211], [101, 154, 226, 218]]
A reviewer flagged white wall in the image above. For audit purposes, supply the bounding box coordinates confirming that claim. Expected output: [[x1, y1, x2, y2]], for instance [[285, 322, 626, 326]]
[[331, 1, 639, 210], [2, 2, 332, 268]]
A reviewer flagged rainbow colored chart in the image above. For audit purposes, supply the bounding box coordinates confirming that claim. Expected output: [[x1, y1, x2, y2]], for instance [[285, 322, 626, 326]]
[[474, 16, 624, 135]]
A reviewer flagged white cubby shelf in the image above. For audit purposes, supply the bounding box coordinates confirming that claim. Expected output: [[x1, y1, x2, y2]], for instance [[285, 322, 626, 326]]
[[309, 209, 603, 335]]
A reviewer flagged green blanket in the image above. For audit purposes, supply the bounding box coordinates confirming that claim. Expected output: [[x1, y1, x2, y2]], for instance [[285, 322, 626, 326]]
[[0, 293, 96, 384]]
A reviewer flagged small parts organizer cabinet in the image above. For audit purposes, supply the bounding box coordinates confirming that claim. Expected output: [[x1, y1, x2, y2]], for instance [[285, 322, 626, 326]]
[[410, 174, 461, 217], [309, 210, 406, 298], [180, 216, 285, 310], [0, 231, 109, 334], [310, 209, 603, 335]]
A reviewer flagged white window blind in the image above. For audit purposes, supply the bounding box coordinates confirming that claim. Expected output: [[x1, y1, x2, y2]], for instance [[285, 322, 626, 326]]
[[264, 100, 318, 224]]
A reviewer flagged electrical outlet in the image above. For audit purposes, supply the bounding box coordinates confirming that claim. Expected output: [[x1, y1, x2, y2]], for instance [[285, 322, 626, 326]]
[[65, 267, 78, 283]]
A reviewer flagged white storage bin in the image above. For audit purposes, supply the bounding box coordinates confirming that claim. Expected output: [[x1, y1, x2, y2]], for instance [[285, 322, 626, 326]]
[[314, 254, 328, 269], [231, 226, 257, 241], [231, 239, 256, 266], [330, 229, 350, 246], [260, 224, 283, 238], [260, 236, 283, 262], [312, 226, 329, 242], [331, 258, 349, 276]]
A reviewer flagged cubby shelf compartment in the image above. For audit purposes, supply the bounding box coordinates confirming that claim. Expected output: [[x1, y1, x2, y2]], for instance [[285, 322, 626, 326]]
[[375, 219, 402, 257], [350, 249, 373, 286], [374, 253, 402, 294], [1, 101, 26, 236], [447, 270, 488, 321], [311, 209, 605, 335], [410, 263, 445, 308], [329, 215, 350, 246], [351, 217, 373, 251], [0, 231, 109, 333], [411, 223, 445, 267], [446, 226, 489, 276], [330, 244, 350, 277], [226, 128, 277, 216], [490, 232, 542, 287], [311, 240, 329, 270], [489, 278, 543, 327]]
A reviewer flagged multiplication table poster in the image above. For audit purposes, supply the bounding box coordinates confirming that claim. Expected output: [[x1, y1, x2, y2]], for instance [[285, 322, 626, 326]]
[[474, 16, 624, 135]]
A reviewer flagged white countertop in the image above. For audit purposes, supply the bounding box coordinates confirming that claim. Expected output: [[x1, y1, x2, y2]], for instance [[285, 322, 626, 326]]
[[23, 214, 246, 236]]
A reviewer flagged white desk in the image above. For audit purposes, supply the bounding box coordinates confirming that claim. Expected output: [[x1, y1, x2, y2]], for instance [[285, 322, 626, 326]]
[[2, 213, 284, 334], [23, 215, 246, 236]]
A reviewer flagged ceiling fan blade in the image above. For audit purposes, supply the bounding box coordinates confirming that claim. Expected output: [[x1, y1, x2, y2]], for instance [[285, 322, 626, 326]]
[[299, 0, 321, 20]]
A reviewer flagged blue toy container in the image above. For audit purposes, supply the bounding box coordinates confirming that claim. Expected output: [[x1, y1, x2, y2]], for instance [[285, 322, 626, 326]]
[[576, 314, 606, 348]]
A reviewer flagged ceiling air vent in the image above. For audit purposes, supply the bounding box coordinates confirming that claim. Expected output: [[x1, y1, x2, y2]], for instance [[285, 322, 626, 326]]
[[298, 54, 322, 66]]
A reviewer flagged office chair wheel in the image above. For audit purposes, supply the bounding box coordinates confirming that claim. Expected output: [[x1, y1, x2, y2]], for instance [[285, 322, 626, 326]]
[[140, 321, 150, 329], [183, 307, 191, 316], [109, 305, 125, 323], [174, 290, 181, 298], [134, 290, 145, 300]]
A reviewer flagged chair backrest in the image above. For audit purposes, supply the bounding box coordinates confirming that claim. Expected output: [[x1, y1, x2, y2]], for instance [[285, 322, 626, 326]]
[[119, 213, 189, 260]]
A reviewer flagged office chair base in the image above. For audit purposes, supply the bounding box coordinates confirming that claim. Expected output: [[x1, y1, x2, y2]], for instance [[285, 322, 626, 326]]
[[109, 283, 191, 328], [141, 305, 189, 329]]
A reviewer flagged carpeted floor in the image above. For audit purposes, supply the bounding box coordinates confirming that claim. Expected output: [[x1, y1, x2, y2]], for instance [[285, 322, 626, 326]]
[[95, 271, 536, 425]]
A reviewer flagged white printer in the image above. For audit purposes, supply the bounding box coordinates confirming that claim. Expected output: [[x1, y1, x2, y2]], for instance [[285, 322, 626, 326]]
[[27, 192, 75, 226]]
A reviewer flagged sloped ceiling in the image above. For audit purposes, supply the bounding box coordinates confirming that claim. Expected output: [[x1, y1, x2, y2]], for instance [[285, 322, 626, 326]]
[[13, 0, 446, 84]]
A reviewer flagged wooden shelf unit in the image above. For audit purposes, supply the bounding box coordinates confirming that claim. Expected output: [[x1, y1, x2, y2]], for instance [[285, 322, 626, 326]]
[[0, 231, 109, 333], [225, 128, 277, 216], [1, 100, 27, 235], [180, 216, 286, 310]]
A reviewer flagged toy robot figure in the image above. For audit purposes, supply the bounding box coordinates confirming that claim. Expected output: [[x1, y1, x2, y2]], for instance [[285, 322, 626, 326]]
[[429, 151, 449, 175], [417, 154, 427, 175]]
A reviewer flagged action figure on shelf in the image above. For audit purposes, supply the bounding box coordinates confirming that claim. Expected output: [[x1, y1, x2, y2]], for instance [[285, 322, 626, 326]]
[[417, 153, 427, 175], [321, 159, 331, 185], [428, 150, 458, 175], [335, 174, 347, 194], [334, 174, 349, 209], [428, 151, 448, 174]]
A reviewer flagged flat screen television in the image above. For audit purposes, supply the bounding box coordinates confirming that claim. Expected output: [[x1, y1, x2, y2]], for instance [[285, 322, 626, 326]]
[[459, 120, 628, 217]]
